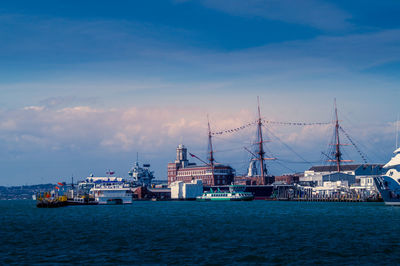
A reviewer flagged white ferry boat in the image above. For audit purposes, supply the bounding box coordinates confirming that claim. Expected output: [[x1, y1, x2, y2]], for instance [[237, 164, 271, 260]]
[[374, 148, 400, 205], [197, 185, 254, 201], [90, 183, 133, 204]]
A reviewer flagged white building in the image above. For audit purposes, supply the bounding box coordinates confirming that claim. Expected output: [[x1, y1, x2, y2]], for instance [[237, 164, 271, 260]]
[[302, 164, 383, 192], [170, 179, 203, 200], [312, 181, 352, 198]]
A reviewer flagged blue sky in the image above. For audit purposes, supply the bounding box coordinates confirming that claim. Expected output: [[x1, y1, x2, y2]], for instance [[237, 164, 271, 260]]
[[0, 0, 399, 185]]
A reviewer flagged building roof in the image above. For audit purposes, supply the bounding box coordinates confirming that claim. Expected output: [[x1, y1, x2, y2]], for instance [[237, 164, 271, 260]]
[[308, 164, 361, 172], [308, 164, 384, 172], [180, 164, 233, 170], [322, 172, 355, 177]]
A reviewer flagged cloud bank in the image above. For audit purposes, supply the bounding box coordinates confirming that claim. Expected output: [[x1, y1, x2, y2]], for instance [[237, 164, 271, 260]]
[[0, 103, 396, 185]]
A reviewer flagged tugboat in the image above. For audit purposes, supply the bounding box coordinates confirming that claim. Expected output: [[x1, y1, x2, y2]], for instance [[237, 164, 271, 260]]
[[36, 192, 68, 208], [197, 185, 254, 201], [374, 148, 400, 205]]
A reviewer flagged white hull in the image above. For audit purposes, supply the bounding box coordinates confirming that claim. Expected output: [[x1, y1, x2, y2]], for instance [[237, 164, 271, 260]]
[[90, 184, 133, 205], [374, 149, 400, 205], [384, 201, 400, 206], [97, 196, 132, 204]]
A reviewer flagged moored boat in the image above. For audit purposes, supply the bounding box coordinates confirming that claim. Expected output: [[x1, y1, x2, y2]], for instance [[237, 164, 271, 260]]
[[90, 183, 133, 204], [66, 196, 98, 205], [374, 148, 400, 205], [197, 185, 254, 201], [36, 192, 68, 208]]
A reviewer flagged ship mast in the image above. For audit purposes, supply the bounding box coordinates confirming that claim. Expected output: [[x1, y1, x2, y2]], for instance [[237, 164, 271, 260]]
[[207, 115, 215, 184], [250, 97, 277, 185], [334, 99, 341, 172], [257, 97, 266, 184], [329, 99, 352, 172]]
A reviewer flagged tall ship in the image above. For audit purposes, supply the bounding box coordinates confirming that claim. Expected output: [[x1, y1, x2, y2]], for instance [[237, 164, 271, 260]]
[[374, 148, 400, 205]]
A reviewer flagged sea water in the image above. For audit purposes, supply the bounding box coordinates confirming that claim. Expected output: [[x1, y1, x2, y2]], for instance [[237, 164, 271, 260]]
[[1, 200, 400, 265]]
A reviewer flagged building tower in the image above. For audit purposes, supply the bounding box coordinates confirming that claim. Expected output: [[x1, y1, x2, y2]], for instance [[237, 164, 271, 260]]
[[247, 160, 258, 177], [175, 144, 188, 168]]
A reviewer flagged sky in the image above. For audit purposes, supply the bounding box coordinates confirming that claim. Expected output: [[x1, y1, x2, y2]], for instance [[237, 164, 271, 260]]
[[0, 0, 399, 185]]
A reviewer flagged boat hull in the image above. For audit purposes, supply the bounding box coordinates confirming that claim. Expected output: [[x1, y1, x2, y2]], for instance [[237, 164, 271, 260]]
[[66, 200, 98, 206], [197, 197, 253, 201], [196, 194, 254, 201], [36, 200, 68, 208], [197, 187, 254, 201], [374, 176, 400, 205], [97, 196, 132, 204]]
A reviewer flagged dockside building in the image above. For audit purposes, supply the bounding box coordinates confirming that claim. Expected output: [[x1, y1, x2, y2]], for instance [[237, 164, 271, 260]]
[[167, 144, 235, 186], [302, 164, 383, 187]]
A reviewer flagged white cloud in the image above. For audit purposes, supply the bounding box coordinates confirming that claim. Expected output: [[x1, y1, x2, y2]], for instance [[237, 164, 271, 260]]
[[23, 106, 45, 111], [0, 105, 330, 153], [0, 104, 397, 186], [0, 104, 396, 155]]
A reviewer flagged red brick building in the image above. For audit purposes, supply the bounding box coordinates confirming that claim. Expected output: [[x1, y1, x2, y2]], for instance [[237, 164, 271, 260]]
[[274, 174, 300, 184], [167, 144, 235, 186]]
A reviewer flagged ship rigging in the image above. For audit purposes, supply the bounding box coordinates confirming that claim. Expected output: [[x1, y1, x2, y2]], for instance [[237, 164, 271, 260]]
[[206, 98, 370, 177]]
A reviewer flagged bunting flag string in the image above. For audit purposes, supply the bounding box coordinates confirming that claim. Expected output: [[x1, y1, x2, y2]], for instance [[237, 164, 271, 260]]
[[211, 120, 258, 135], [262, 120, 332, 126], [212, 120, 332, 136]]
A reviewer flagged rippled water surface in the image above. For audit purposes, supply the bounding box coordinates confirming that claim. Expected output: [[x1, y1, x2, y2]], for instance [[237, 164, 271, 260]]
[[1, 200, 400, 265]]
